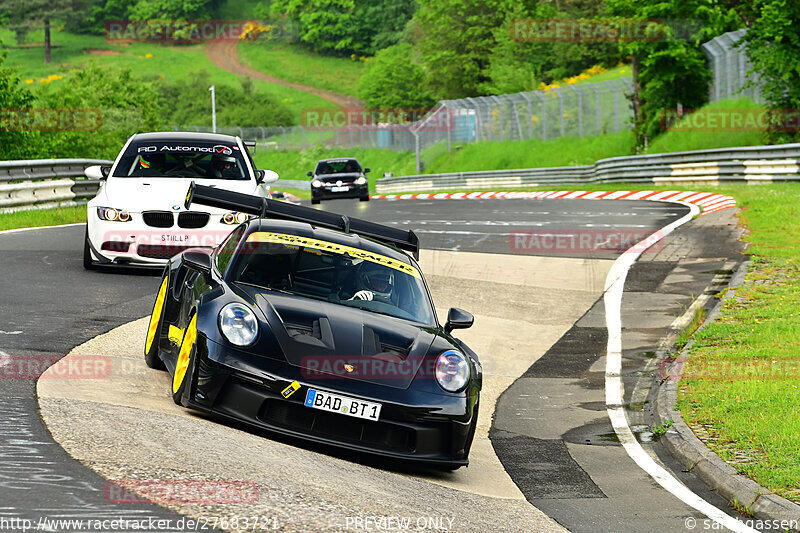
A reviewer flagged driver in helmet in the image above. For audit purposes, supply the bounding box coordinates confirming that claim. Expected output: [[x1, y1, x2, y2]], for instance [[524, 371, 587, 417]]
[[349, 262, 395, 304], [210, 154, 237, 178]]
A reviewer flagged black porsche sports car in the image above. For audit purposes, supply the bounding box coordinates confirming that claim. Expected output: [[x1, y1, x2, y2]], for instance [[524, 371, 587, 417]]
[[144, 183, 482, 468]]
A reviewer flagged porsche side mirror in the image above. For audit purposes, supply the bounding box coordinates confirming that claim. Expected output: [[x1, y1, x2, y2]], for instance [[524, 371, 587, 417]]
[[85, 165, 110, 180], [445, 307, 474, 334], [257, 169, 279, 185], [183, 250, 212, 277], [306, 171, 313, 177]]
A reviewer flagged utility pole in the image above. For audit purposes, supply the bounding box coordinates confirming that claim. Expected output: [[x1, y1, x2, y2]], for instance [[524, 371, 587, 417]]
[[209, 86, 216, 133]]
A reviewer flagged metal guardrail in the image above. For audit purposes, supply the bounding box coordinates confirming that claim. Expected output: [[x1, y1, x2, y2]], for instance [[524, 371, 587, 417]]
[[376, 143, 800, 193], [0, 159, 112, 211], [0, 159, 310, 212]]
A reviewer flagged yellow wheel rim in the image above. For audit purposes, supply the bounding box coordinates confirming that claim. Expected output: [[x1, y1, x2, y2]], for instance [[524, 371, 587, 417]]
[[173, 315, 197, 394], [145, 277, 168, 355]]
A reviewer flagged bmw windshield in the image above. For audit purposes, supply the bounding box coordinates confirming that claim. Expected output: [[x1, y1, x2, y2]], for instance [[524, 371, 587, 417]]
[[113, 141, 250, 180]]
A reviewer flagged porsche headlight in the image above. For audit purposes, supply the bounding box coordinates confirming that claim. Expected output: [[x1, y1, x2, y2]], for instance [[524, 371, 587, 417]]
[[435, 350, 470, 392], [355, 177, 367, 185], [221, 212, 250, 225], [311, 180, 322, 188], [97, 207, 131, 222], [218, 303, 258, 346]]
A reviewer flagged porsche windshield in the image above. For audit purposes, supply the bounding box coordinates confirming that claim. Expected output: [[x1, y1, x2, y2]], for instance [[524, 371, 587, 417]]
[[113, 141, 250, 180], [229, 232, 435, 325]]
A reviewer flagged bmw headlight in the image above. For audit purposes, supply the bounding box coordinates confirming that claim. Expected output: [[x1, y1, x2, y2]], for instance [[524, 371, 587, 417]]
[[218, 303, 258, 346], [355, 177, 367, 185], [435, 350, 470, 392], [97, 207, 131, 222], [221, 212, 250, 225], [311, 180, 322, 188]]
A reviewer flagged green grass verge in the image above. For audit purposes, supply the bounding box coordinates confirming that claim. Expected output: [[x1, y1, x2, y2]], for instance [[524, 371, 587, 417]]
[[0, 205, 86, 231], [1, 27, 331, 122], [675, 183, 800, 504], [237, 41, 364, 98]]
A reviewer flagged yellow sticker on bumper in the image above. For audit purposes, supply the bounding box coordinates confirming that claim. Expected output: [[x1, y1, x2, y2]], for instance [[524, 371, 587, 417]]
[[281, 380, 301, 399], [246, 232, 421, 279], [168, 325, 185, 347]]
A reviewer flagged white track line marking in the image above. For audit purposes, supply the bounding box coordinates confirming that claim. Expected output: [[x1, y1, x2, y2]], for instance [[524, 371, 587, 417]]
[[603, 201, 756, 533], [0, 222, 84, 236]]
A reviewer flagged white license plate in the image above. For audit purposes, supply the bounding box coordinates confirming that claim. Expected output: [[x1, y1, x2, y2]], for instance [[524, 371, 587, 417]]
[[160, 234, 189, 242], [304, 389, 381, 421], [330, 186, 350, 192]]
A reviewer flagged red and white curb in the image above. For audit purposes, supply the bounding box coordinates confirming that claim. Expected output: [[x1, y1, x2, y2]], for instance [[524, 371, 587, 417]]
[[372, 191, 737, 216]]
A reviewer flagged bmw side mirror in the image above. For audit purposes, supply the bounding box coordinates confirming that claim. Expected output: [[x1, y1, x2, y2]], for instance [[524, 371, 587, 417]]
[[257, 169, 279, 185], [183, 250, 212, 277], [364, 168, 371, 173], [306, 171, 313, 177], [85, 165, 110, 180], [445, 307, 474, 334]]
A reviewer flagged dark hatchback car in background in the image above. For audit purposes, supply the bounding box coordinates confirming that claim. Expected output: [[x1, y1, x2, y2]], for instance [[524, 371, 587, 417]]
[[308, 157, 370, 204]]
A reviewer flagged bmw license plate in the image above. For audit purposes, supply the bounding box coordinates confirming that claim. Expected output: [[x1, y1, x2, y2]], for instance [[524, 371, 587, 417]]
[[304, 389, 381, 421], [330, 186, 349, 192]]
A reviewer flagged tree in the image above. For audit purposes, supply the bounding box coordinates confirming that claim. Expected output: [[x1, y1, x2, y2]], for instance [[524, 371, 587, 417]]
[[606, 0, 740, 148], [270, 0, 415, 54], [0, 0, 91, 63], [357, 43, 435, 109], [127, 0, 226, 20], [412, 0, 507, 99], [743, 0, 800, 143]]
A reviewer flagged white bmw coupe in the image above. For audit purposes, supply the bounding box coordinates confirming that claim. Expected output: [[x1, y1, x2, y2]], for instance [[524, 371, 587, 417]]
[[83, 131, 278, 269]]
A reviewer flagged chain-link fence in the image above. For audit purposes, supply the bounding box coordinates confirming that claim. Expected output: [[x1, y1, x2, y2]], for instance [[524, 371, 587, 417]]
[[701, 29, 762, 103]]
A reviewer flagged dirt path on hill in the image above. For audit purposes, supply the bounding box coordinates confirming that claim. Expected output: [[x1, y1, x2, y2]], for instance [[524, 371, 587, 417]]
[[206, 40, 363, 108]]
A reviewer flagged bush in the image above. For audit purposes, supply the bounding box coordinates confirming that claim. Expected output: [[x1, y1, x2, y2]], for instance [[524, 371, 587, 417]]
[[31, 64, 162, 159], [154, 71, 296, 128], [357, 44, 435, 109]]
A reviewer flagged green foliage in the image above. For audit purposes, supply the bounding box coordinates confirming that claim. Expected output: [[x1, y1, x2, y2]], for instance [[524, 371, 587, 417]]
[[270, 0, 415, 54], [357, 44, 434, 109], [606, 0, 740, 147], [153, 70, 295, 127], [742, 0, 800, 144], [126, 0, 224, 20], [0, 44, 37, 159], [412, 0, 506, 99], [32, 63, 162, 158]]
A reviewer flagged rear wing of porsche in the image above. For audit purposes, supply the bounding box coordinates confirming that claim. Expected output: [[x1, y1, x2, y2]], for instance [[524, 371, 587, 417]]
[[184, 182, 420, 259]]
